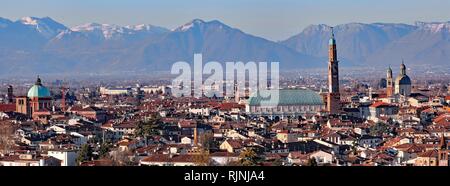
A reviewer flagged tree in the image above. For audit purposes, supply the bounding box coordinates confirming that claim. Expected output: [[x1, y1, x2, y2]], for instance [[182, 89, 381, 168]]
[[272, 158, 283, 166], [198, 132, 215, 150], [193, 148, 210, 166], [98, 143, 111, 158], [239, 148, 258, 166], [369, 122, 389, 136], [111, 149, 137, 166], [306, 158, 318, 166], [134, 118, 161, 138], [76, 144, 93, 165], [351, 140, 358, 155], [0, 121, 16, 155]]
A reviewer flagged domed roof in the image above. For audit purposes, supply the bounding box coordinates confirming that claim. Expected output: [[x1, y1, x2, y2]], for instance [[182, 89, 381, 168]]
[[27, 76, 51, 98], [395, 75, 411, 85]]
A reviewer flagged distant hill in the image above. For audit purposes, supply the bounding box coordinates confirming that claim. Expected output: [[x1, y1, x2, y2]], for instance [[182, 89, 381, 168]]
[[281, 21, 450, 67], [0, 16, 449, 75]]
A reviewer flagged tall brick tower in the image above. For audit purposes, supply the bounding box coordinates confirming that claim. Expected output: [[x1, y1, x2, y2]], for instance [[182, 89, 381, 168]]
[[386, 66, 394, 97], [327, 27, 340, 114]]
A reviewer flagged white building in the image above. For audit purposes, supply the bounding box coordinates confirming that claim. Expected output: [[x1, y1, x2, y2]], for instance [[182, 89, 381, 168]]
[[0, 154, 61, 166], [310, 150, 334, 165], [47, 149, 79, 166], [100, 87, 131, 95], [181, 136, 193, 145], [189, 107, 211, 116]]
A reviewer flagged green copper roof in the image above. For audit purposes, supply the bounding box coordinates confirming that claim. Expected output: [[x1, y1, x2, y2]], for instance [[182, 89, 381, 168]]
[[248, 89, 324, 106], [329, 38, 336, 45], [329, 27, 336, 45], [27, 85, 51, 98], [27, 76, 51, 98]]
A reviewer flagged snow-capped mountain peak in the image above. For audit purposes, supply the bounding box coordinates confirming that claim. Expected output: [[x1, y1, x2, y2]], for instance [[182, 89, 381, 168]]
[[71, 23, 127, 39], [16, 16, 68, 38], [302, 24, 331, 33], [20, 16, 39, 25], [416, 21, 450, 33], [72, 23, 121, 32], [172, 19, 207, 31], [68, 23, 169, 40], [127, 24, 151, 31], [124, 24, 169, 33], [172, 19, 231, 32]]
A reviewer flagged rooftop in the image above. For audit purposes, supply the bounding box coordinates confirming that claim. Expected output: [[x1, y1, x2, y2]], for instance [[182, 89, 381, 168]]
[[248, 89, 324, 106]]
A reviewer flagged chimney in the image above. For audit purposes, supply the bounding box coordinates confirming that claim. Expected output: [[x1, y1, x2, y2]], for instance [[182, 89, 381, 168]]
[[193, 127, 198, 146]]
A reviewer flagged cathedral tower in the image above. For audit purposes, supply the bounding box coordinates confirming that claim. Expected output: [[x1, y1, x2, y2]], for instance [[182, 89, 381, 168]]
[[327, 27, 340, 114], [386, 66, 394, 97]]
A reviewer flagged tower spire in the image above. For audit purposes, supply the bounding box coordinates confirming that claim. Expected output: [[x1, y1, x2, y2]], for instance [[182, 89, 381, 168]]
[[400, 60, 406, 75], [329, 27, 336, 46], [327, 26, 340, 114], [331, 27, 335, 38]]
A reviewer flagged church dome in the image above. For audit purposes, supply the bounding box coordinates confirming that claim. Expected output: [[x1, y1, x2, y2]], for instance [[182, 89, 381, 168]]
[[395, 75, 411, 85], [27, 76, 51, 98]]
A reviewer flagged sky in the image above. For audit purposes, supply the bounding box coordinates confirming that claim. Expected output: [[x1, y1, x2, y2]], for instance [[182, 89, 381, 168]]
[[1, 0, 450, 41]]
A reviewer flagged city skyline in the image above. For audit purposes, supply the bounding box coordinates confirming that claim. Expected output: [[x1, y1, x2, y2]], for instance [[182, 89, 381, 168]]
[[0, 0, 449, 171], [1, 0, 450, 40]]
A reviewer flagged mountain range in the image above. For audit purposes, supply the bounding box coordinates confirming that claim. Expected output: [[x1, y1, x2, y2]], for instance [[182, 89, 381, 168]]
[[0, 16, 449, 75]]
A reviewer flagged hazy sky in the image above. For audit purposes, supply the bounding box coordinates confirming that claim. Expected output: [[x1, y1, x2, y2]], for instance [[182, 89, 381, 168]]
[[1, 0, 450, 41]]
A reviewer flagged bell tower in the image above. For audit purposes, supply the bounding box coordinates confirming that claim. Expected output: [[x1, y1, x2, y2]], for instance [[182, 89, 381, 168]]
[[327, 27, 340, 114], [386, 66, 394, 97], [438, 133, 448, 166]]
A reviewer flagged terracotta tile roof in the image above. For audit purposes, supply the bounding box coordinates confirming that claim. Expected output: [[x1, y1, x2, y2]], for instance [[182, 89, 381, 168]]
[[178, 120, 197, 128], [225, 139, 243, 149], [433, 114, 450, 127], [141, 154, 201, 163], [288, 151, 310, 159], [370, 102, 393, 108], [0, 104, 16, 112], [113, 121, 136, 129], [210, 151, 239, 157], [395, 143, 426, 153], [218, 103, 245, 111], [445, 96, 450, 101], [417, 149, 438, 158]]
